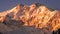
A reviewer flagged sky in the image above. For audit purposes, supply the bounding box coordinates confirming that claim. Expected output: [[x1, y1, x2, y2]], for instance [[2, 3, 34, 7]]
[[0, 0, 60, 11]]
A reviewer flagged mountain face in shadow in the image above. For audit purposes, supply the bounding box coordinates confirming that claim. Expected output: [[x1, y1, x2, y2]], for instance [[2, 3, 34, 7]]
[[0, 3, 60, 34]]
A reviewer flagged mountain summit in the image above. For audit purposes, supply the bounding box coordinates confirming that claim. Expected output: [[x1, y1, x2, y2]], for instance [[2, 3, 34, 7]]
[[0, 3, 60, 34]]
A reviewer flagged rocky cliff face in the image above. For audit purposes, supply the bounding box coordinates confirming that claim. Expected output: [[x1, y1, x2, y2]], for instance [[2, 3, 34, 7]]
[[0, 3, 60, 34]]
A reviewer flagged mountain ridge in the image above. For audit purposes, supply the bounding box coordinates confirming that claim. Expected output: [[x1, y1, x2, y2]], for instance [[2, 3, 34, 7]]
[[0, 3, 60, 34]]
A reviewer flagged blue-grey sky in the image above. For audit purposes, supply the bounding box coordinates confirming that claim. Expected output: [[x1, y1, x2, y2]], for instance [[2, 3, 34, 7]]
[[0, 0, 60, 11]]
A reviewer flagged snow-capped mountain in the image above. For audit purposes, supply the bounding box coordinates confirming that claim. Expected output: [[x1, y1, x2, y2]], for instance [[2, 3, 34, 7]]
[[0, 3, 60, 34]]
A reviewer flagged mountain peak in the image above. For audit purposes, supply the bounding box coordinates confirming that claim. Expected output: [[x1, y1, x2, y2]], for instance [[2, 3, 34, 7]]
[[0, 3, 60, 34]]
